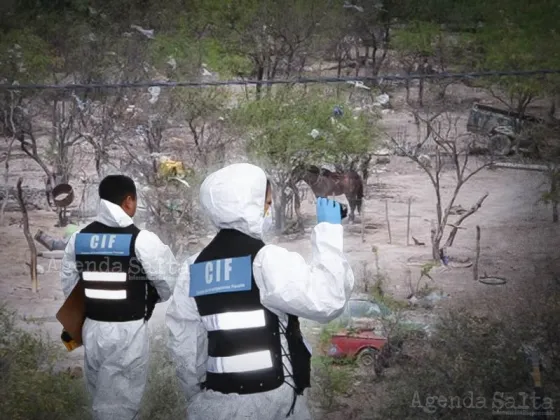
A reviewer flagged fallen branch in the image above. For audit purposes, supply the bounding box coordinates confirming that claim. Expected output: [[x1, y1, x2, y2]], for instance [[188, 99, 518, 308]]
[[445, 192, 489, 248], [16, 177, 38, 293]]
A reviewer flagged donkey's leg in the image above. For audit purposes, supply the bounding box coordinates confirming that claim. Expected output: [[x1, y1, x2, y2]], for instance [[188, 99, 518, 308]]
[[346, 194, 356, 223]]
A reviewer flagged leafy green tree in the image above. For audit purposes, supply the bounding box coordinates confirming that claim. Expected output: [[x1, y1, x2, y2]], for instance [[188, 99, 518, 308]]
[[233, 87, 376, 230]]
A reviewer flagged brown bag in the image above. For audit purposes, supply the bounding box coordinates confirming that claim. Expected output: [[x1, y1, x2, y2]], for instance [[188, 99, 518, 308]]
[[56, 280, 85, 348]]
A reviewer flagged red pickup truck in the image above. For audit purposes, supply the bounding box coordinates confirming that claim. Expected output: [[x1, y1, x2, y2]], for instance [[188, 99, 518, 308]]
[[327, 328, 387, 369]]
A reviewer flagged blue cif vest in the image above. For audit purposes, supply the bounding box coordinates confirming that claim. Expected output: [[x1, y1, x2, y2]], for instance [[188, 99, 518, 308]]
[[75, 222, 159, 322], [189, 229, 311, 398]]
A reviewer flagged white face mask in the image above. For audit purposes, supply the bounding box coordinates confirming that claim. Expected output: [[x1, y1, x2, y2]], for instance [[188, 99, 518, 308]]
[[261, 207, 275, 241]]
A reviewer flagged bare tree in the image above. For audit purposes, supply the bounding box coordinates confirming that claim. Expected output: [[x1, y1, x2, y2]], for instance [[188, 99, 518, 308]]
[[530, 124, 560, 222], [388, 111, 492, 261], [0, 92, 19, 224]]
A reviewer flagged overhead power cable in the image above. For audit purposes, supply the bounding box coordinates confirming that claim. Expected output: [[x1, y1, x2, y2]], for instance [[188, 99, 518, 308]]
[[0, 69, 559, 91]]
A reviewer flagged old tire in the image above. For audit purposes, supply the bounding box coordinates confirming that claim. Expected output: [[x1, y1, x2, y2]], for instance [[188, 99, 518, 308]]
[[489, 134, 512, 156], [357, 348, 378, 367]]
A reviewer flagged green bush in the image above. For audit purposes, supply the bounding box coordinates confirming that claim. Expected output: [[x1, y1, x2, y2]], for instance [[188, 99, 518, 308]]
[[375, 306, 560, 419], [310, 356, 355, 410], [0, 304, 90, 420]]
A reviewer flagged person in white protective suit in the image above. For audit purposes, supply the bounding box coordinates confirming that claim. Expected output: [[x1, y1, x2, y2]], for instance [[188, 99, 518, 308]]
[[166, 163, 354, 420], [60, 175, 177, 420]]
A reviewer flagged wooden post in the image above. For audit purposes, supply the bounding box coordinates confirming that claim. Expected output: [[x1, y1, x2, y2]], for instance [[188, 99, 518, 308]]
[[406, 197, 412, 246], [361, 203, 366, 243], [16, 177, 38, 293], [385, 200, 392, 244], [473, 225, 481, 281]]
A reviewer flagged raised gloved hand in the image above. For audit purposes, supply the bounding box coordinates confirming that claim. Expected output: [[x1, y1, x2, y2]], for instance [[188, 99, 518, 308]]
[[316, 197, 342, 224]]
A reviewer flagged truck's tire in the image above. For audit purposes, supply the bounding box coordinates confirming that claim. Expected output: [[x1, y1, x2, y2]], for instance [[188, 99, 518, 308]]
[[489, 134, 512, 156], [357, 348, 378, 367]]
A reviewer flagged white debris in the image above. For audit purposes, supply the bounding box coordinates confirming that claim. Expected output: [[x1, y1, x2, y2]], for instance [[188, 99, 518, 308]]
[[309, 129, 320, 139], [343, 2, 364, 12], [373, 93, 390, 107], [130, 24, 155, 39], [346, 80, 370, 90], [167, 56, 177, 70], [148, 86, 161, 104], [201, 67, 212, 77]]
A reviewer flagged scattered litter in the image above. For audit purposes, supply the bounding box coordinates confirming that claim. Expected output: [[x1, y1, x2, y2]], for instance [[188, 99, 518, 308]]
[[410, 290, 449, 308], [346, 80, 370, 90], [130, 24, 155, 39], [167, 56, 177, 70], [309, 129, 320, 139], [479, 276, 507, 285], [343, 2, 364, 12], [373, 93, 390, 107], [148, 86, 160, 104]]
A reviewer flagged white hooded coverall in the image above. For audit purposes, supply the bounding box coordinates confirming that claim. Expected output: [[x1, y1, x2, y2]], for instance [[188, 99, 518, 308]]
[[166, 163, 355, 419], [60, 199, 178, 420]]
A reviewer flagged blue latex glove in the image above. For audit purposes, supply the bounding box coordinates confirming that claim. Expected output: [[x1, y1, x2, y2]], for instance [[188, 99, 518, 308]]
[[316, 197, 341, 224]]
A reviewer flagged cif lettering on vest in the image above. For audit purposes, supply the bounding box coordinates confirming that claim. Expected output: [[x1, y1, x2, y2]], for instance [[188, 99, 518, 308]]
[[189, 256, 252, 297], [75, 233, 132, 256], [75, 233, 133, 301], [205, 258, 232, 284], [89, 234, 116, 249]]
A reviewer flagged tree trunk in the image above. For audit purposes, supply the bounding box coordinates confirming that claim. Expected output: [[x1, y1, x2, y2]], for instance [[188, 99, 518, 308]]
[[274, 193, 287, 232], [16, 177, 38, 293], [430, 220, 441, 261], [551, 171, 559, 223], [0, 137, 16, 225], [289, 183, 303, 230], [256, 65, 264, 100]]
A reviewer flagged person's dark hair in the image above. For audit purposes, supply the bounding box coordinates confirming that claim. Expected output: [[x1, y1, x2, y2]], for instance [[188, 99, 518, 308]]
[[98, 175, 136, 206]]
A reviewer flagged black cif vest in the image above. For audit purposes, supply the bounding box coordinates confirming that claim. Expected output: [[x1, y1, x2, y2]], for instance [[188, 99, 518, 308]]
[[191, 229, 311, 397], [75, 222, 159, 322]]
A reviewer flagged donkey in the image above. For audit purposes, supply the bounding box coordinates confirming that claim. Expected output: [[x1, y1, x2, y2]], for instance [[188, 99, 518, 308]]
[[292, 164, 364, 222]]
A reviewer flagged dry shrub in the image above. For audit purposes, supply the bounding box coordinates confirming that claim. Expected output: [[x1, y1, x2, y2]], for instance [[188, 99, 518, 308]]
[[375, 273, 560, 419], [0, 304, 90, 420], [310, 356, 355, 411], [139, 337, 186, 419]]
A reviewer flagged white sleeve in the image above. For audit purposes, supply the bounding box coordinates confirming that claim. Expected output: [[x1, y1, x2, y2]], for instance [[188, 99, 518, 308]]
[[253, 222, 354, 324], [60, 232, 80, 298], [135, 230, 178, 302], [165, 253, 208, 403]]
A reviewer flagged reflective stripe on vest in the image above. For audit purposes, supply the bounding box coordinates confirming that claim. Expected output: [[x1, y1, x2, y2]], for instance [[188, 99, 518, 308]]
[[201, 309, 266, 331], [85, 289, 127, 300], [82, 271, 127, 282], [207, 350, 273, 373]]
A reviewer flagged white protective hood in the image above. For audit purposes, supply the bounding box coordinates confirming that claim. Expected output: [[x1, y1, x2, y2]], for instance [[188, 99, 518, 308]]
[[199, 163, 268, 240], [60, 198, 178, 420]]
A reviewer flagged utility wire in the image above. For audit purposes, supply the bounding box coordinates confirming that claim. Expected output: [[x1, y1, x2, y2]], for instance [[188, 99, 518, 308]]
[[0, 69, 559, 91]]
